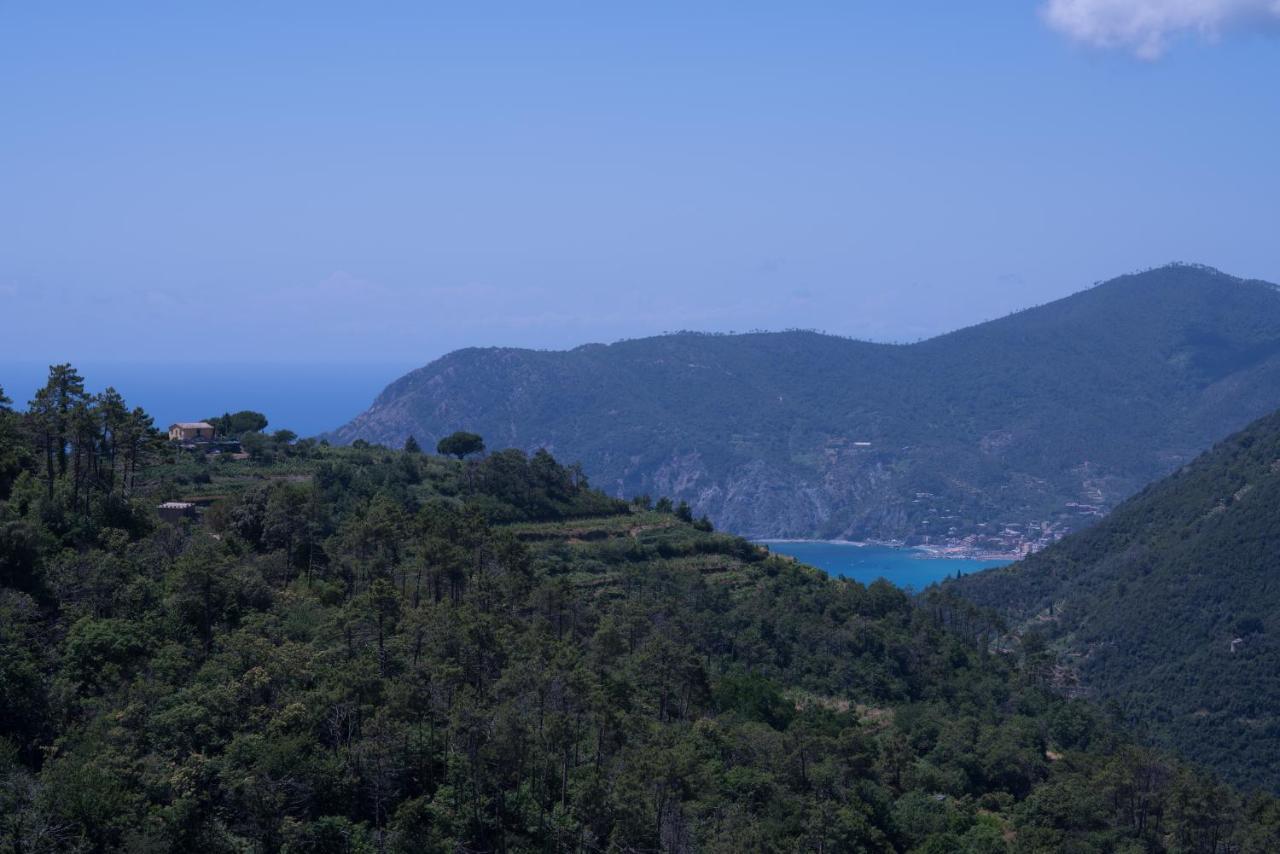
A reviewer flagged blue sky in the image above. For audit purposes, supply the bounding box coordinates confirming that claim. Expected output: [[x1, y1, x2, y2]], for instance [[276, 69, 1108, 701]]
[[3, 1, 1279, 366]]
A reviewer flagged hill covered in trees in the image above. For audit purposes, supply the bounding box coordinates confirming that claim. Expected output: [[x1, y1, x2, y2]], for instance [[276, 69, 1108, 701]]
[[7, 367, 1280, 851], [331, 264, 1280, 545], [949, 407, 1280, 793]]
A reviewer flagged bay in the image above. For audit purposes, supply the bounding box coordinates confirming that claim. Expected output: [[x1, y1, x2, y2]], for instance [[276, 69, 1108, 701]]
[[759, 540, 1013, 590]]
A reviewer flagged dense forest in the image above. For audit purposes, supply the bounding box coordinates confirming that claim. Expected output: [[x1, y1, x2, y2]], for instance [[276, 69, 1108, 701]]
[[4, 366, 1280, 852], [331, 264, 1280, 545], [950, 407, 1280, 794]]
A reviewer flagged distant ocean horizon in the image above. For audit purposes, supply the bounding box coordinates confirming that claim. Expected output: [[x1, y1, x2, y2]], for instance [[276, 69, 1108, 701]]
[[759, 540, 1014, 590], [0, 361, 415, 438]]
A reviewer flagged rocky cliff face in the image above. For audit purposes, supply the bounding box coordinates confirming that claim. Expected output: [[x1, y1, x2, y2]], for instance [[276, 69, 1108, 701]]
[[329, 265, 1280, 543]]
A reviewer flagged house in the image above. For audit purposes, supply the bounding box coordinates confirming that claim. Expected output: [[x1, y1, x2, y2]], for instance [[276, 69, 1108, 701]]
[[157, 501, 196, 523], [169, 421, 216, 442]]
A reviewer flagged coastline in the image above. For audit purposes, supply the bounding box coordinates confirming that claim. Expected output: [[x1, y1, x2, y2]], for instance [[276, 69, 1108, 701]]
[[757, 538, 1022, 563], [912, 543, 1024, 562]]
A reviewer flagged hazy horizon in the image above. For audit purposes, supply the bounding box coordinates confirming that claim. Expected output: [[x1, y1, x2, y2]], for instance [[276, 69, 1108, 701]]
[[0, 360, 416, 438], [0, 260, 1266, 434], [5, 4, 1280, 366]]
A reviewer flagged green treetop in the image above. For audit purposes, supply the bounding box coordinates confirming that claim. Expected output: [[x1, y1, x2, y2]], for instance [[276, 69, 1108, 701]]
[[436, 430, 485, 459]]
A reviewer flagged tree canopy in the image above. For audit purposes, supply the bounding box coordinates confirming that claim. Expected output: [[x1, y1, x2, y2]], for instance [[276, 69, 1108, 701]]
[[436, 430, 485, 459], [952, 406, 1280, 792], [2, 364, 1280, 851], [207, 410, 269, 436]]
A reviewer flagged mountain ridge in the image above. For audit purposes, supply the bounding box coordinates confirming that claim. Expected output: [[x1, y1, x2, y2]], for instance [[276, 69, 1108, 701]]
[[948, 404, 1280, 791], [331, 263, 1280, 543]]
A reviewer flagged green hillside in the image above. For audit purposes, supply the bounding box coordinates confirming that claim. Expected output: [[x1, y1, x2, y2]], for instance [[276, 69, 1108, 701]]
[[950, 408, 1280, 792], [330, 264, 1280, 545], [6, 368, 1280, 851]]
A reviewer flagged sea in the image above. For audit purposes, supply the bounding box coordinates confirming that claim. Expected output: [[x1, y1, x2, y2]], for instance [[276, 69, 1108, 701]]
[[0, 361, 415, 438], [759, 540, 1013, 591]]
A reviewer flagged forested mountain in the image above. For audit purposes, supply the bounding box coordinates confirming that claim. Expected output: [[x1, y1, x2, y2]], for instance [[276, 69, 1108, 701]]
[[950, 407, 1280, 793], [331, 264, 1280, 544], [7, 368, 1280, 851]]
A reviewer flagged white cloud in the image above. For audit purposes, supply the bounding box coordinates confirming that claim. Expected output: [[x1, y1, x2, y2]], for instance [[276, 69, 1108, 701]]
[[1043, 0, 1280, 58]]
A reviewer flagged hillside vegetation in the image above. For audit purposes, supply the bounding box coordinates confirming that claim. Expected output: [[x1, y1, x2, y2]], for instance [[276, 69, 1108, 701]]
[[6, 368, 1280, 851], [331, 264, 1280, 544], [950, 408, 1280, 793]]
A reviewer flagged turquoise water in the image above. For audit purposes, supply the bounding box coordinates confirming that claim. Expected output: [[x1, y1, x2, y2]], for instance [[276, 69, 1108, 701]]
[[759, 541, 1013, 590]]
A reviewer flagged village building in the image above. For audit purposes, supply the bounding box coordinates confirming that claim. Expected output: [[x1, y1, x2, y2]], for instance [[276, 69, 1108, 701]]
[[157, 501, 197, 523], [168, 421, 216, 442]]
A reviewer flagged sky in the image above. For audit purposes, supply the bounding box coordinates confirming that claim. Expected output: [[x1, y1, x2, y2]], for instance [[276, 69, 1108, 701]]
[[3, 1, 1280, 369]]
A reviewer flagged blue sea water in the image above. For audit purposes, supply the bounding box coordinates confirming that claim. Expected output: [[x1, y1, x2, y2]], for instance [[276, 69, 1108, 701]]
[[0, 361, 413, 438], [760, 541, 1013, 591]]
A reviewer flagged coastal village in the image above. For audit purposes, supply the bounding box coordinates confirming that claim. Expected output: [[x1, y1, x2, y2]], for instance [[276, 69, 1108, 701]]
[[908, 490, 1107, 559]]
